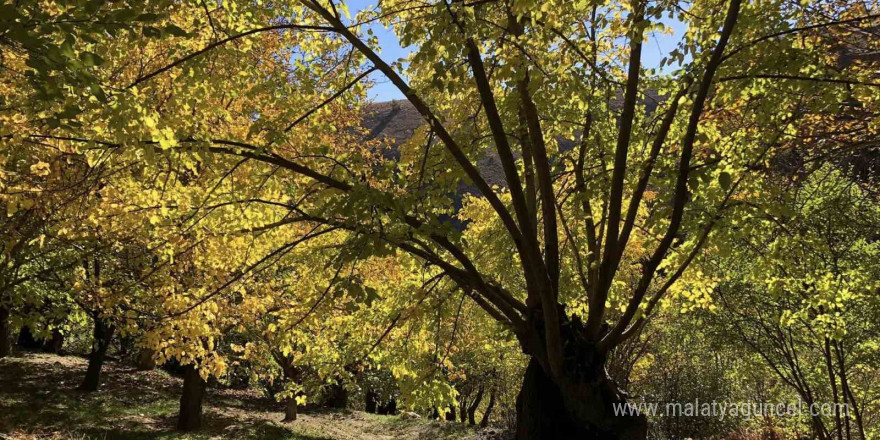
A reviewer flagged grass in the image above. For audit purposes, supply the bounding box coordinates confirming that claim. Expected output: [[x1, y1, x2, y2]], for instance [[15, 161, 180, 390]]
[[0, 353, 489, 440]]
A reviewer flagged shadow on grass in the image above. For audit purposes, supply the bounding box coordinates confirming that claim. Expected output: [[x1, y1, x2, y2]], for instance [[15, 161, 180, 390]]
[[0, 353, 330, 440]]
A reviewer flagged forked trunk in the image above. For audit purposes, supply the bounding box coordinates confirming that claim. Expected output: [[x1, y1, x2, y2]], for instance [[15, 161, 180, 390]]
[[514, 357, 646, 440], [79, 317, 115, 392], [177, 363, 207, 431], [0, 306, 11, 358]]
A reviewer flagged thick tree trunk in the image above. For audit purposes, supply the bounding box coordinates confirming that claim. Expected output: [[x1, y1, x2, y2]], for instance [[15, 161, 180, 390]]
[[480, 389, 496, 428], [514, 357, 647, 440], [79, 317, 115, 392], [42, 328, 64, 354], [279, 362, 302, 422], [0, 306, 11, 358], [177, 364, 207, 431], [282, 397, 298, 422]]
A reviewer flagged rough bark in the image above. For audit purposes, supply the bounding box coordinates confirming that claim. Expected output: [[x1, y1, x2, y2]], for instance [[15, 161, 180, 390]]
[[79, 317, 115, 392], [0, 306, 11, 358], [514, 356, 646, 440], [177, 363, 207, 431]]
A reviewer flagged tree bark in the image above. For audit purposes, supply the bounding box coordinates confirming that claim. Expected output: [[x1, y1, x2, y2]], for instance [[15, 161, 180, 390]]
[[177, 363, 207, 431], [514, 356, 647, 440], [18, 325, 41, 350], [0, 306, 11, 358], [365, 390, 379, 414], [460, 397, 468, 423], [468, 386, 484, 425], [79, 316, 115, 392], [480, 389, 496, 428], [446, 404, 457, 421], [824, 339, 844, 440], [283, 397, 298, 422], [378, 398, 397, 415], [322, 380, 348, 409], [280, 363, 302, 422]]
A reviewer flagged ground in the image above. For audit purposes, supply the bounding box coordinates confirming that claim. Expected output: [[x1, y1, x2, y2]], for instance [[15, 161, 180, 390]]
[[0, 353, 501, 440]]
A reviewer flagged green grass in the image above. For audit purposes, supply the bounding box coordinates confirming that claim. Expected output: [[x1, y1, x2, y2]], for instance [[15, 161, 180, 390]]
[[0, 353, 487, 440]]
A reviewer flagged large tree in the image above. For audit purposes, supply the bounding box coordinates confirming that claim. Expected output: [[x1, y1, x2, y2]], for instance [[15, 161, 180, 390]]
[[5, 0, 880, 438]]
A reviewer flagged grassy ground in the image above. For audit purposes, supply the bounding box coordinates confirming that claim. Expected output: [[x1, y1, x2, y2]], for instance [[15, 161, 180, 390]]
[[0, 353, 494, 440]]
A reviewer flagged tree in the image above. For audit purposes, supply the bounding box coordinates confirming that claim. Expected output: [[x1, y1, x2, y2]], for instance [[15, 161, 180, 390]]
[[710, 168, 880, 440], [7, 0, 880, 438]]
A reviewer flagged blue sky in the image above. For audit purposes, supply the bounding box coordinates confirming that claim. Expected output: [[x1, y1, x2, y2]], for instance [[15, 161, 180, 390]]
[[345, 1, 687, 101]]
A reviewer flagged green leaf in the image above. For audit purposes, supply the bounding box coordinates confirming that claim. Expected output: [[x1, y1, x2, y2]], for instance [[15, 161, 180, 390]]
[[164, 25, 189, 37], [79, 52, 104, 67]]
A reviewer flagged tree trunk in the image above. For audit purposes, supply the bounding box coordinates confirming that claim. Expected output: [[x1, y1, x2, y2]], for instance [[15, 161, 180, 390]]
[[177, 363, 207, 431], [365, 390, 379, 414], [42, 328, 64, 354], [137, 348, 157, 370], [280, 363, 302, 422], [514, 357, 647, 440], [834, 342, 865, 440], [480, 389, 496, 428], [283, 397, 298, 422], [446, 404, 457, 421], [0, 306, 11, 358], [18, 326, 41, 350], [468, 386, 484, 425], [824, 339, 844, 440], [79, 317, 115, 392], [378, 398, 397, 415], [322, 380, 348, 409]]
